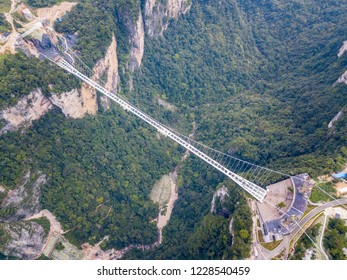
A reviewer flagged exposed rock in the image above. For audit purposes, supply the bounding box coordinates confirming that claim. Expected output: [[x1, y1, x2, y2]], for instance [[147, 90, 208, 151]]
[[144, 0, 192, 37], [36, 2, 78, 25], [129, 11, 145, 71], [91, 34, 120, 110], [0, 186, 6, 193], [1, 171, 46, 223], [50, 88, 98, 118], [0, 85, 99, 133], [2, 221, 47, 259], [116, 7, 144, 72], [337, 70, 347, 85], [328, 109, 344, 129], [211, 185, 229, 214], [19, 39, 41, 58], [0, 88, 52, 134], [158, 98, 178, 112], [0, 0, 18, 55], [40, 33, 53, 49], [22, 8, 34, 21], [21, 8, 33, 21], [0, 35, 6, 44], [229, 217, 234, 244], [338, 41, 347, 57]]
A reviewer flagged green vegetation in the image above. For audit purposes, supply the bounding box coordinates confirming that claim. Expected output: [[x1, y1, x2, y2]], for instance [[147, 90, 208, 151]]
[[257, 230, 264, 243], [0, 104, 182, 248], [310, 182, 336, 203], [124, 181, 252, 259], [37, 254, 51, 260], [261, 240, 282, 251], [0, 252, 18, 260], [12, 11, 28, 24], [32, 217, 50, 237], [1, 0, 347, 260], [132, 0, 347, 176], [187, 214, 231, 259], [55, 241, 65, 251], [0, 13, 11, 32], [0, 53, 79, 111], [324, 218, 347, 260], [290, 223, 321, 260], [277, 202, 286, 208], [0, 53, 79, 189], [26, 0, 61, 8], [0, 0, 11, 13], [54, 0, 139, 67], [55, 2, 115, 66]]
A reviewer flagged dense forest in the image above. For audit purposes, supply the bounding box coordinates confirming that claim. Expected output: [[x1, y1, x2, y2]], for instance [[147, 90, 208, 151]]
[[324, 218, 347, 260], [124, 180, 253, 259], [132, 0, 347, 176], [0, 0, 347, 259], [0, 53, 79, 111]]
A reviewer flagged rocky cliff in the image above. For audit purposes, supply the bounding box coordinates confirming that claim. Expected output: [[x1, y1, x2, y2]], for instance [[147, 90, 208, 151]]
[[144, 0, 192, 37], [1, 171, 46, 223], [0, 86, 98, 133], [129, 10, 145, 71], [0, 170, 48, 259], [50, 88, 98, 118], [91, 34, 120, 110], [337, 40, 347, 85], [0, 89, 52, 134], [338, 41, 347, 58], [1, 220, 47, 259]]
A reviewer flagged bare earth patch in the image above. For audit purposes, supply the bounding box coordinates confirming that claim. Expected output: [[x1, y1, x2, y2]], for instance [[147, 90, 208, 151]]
[[150, 174, 173, 207], [36, 2, 77, 24]]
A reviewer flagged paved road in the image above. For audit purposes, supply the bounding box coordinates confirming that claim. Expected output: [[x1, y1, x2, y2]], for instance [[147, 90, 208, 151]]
[[257, 199, 347, 259]]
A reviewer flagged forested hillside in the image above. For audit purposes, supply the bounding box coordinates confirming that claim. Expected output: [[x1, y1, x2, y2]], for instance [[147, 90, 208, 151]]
[[128, 0, 347, 258], [133, 0, 347, 175], [0, 0, 346, 259]]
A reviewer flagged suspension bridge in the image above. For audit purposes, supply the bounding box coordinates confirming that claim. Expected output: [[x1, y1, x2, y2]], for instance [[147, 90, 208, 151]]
[[59, 56, 273, 201], [15, 23, 302, 203], [15, 23, 347, 260]]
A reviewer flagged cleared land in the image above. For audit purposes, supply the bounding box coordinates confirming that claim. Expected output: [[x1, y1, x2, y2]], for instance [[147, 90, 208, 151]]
[[150, 174, 173, 207], [310, 182, 336, 203]]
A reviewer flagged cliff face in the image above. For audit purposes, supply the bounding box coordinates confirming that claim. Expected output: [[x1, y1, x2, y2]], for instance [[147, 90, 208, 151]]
[[0, 89, 52, 134], [144, 0, 192, 37], [118, 0, 190, 72], [0, 170, 48, 259], [1, 171, 46, 223], [91, 34, 120, 110], [337, 40, 347, 85], [338, 41, 347, 58], [50, 88, 98, 118], [2, 221, 47, 259], [129, 11, 145, 71], [0, 86, 98, 134]]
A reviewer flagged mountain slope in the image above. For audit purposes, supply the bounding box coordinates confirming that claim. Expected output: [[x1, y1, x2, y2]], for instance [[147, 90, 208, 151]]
[[0, 0, 346, 259]]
